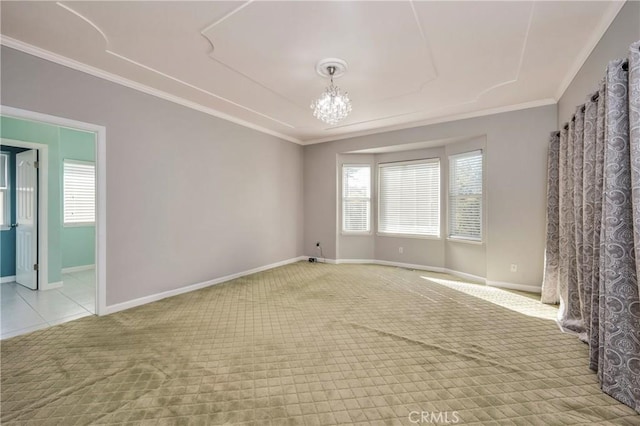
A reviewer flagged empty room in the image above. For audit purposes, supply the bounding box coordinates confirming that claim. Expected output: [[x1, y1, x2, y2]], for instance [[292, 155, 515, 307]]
[[1, 1, 639, 424]]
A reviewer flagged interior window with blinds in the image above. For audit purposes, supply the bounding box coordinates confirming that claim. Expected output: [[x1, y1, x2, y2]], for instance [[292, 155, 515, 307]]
[[448, 150, 483, 241], [63, 159, 96, 225], [378, 159, 440, 237], [342, 165, 371, 233]]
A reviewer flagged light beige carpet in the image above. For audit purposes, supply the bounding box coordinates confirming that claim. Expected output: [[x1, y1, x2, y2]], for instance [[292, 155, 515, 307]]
[[1, 262, 638, 425]]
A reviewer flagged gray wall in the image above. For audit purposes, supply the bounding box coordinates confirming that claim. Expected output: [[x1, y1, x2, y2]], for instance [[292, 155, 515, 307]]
[[304, 105, 556, 288], [558, 0, 640, 124], [1, 46, 304, 306], [336, 154, 375, 260]]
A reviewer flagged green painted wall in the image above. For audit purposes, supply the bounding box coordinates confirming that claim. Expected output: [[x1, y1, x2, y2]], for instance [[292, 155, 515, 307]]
[[0, 117, 95, 284], [59, 127, 95, 269], [1, 116, 62, 284]]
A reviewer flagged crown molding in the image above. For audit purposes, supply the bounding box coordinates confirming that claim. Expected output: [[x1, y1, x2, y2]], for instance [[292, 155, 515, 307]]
[[1, 37, 568, 147], [0, 36, 303, 145], [302, 98, 557, 145], [554, 0, 626, 101]]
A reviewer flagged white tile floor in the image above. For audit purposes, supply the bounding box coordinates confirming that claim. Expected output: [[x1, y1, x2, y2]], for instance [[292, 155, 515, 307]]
[[1, 269, 95, 339]]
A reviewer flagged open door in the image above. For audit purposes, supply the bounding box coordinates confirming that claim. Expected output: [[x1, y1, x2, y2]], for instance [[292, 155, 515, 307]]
[[16, 149, 38, 290]]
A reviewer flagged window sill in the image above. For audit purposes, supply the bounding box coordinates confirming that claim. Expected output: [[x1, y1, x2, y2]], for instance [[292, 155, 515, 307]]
[[64, 222, 95, 228], [376, 232, 441, 241], [447, 237, 483, 245], [341, 231, 373, 236]]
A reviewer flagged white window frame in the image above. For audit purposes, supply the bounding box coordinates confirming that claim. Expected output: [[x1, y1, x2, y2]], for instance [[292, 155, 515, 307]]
[[63, 159, 96, 227], [377, 158, 441, 239], [448, 150, 483, 243], [0, 152, 9, 230], [342, 164, 371, 234]]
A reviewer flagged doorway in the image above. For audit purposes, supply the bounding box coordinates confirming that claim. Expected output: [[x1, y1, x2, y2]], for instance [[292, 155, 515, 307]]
[[0, 107, 105, 338], [1, 141, 47, 291]]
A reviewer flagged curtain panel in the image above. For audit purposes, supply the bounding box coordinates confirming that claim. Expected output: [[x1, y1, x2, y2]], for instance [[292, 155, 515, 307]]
[[542, 40, 640, 413]]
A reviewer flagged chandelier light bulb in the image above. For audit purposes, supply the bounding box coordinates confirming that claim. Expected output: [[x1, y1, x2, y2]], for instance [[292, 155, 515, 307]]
[[311, 60, 353, 125]]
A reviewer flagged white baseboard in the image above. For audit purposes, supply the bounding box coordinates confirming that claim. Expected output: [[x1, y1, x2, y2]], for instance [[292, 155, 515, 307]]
[[103, 256, 542, 316], [62, 264, 95, 273], [374, 260, 444, 273], [334, 258, 374, 265], [105, 256, 308, 315], [1, 277, 65, 290], [41, 280, 63, 290], [303, 256, 341, 264], [1, 276, 64, 290], [327, 258, 444, 273], [331, 258, 541, 294], [443, 268, 487, 284], [486, 280, 542, 294]]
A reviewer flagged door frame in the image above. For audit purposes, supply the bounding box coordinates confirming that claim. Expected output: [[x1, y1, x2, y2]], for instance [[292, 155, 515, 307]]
[[1, 140, 47, 290], [1, 106, 107, 315]]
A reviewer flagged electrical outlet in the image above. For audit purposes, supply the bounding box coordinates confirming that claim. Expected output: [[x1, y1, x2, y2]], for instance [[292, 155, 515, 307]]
[[399, 247, 404, 254], [510, 264, 518, 273]]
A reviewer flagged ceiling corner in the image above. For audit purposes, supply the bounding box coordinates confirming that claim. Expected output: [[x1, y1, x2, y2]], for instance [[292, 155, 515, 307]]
[[553, 1, 627, 101]]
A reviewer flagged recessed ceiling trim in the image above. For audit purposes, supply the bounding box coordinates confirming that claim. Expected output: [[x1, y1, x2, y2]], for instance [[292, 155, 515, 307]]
[[202, 38, 310, 113], [56, 1, 108, 45], [201, 14, 313, 113], [554, 0, 626, 101], [327, 3, 536, 135], [105, 49, 296, 129], [515, 2, 535, 85], [56, 1, 296, 129], [200, 1, 253, 56], [0, 36, 303, 144], [372, 0, 438, 101], [409, 0, 439, 80], [0, 37, 556, 147], [1, 1, 621, 144], [468, 1, 535, 102], [436, 1, 534, 106], [200, 0, 254, 35], [303, 98, 557, 145]]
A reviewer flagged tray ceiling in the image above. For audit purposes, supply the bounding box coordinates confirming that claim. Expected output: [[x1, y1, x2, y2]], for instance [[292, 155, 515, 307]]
[[0, 1, 625, 144]]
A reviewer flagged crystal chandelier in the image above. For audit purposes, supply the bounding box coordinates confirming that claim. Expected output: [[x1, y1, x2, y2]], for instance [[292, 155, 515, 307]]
[[311, 59, 352, 125]]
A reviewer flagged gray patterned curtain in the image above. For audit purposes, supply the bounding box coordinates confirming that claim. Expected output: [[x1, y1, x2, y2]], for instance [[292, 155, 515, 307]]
[[542, 40, 640, 413], [541, 131, 560, 304]]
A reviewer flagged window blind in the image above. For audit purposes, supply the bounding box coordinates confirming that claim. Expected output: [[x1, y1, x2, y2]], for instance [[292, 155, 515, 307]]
[[64, 160, 95, 224], [342, 165, 371, 232], [378, 159, 440, 237], [449, 150, 483, 241]]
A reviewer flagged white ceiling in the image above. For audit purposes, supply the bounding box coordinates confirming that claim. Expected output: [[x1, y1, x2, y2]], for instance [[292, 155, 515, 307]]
[[0, 1, 625, 144]]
